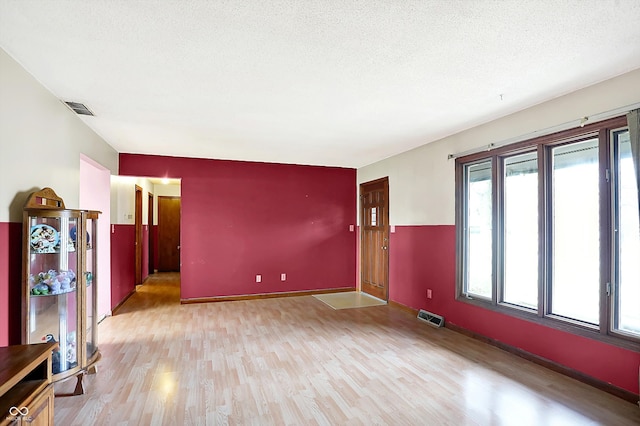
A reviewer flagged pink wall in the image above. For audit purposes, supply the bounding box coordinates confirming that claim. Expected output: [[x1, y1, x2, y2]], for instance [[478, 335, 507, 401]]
[[119, 154, 357, 300], [389, 225, 640, 395], [0, 222, 21, 346], [110, 224, 135, 308], [79, 154, 112, 320]]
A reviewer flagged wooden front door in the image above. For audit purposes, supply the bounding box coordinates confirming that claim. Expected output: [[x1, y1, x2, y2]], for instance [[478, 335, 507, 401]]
[[360, 177, 389, 300], [158, 196, 181, 272], [135, 185, 143, 285], [148, 193, 154, 275]]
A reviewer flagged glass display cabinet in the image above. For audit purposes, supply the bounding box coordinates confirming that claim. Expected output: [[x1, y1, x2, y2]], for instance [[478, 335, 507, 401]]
[[22, 187, 100, 395]]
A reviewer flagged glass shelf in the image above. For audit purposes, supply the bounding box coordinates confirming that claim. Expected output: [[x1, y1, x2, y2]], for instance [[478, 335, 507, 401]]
[[30, 287, 77, 297]]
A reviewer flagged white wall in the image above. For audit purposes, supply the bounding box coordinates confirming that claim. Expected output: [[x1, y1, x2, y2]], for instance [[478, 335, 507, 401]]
[[358, 68, 640, 226], [110, 177, 181, 227], [0, 47, 118, 329], [110, 176, 156, 225], [0, 48, 118, 222]]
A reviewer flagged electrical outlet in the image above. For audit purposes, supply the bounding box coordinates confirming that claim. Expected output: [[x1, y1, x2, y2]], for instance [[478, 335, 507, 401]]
[[281, 273, 286, 281], [427, 289, 432, 299], [256, 274, 262, 283]]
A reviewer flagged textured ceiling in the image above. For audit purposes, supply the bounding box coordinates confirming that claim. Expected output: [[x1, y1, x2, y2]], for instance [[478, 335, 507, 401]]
[[1, 1, 640, 168]]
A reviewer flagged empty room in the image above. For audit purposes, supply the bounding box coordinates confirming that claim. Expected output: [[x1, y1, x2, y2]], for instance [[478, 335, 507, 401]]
[[0, 1, 639, 425]]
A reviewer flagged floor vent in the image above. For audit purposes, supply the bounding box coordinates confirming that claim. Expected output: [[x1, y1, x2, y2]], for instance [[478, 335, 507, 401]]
[[64, 101, 94, 116], [417, 309, 444, 328]]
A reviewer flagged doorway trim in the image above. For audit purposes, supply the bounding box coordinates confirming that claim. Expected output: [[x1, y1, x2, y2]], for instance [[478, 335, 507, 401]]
[[134, 185, 143, 285], [148, 192, 154, 275]]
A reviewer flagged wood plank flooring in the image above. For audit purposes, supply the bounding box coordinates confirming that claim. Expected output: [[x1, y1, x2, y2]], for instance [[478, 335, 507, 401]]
[[54, 273, 640, 425]]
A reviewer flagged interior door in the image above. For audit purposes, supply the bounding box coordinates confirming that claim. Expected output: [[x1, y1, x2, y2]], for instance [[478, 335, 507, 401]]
[[148, 193, 154, 275], [360, 177, 389, 300], [134, 185, 143, 285], [158, 196, 181, 272]]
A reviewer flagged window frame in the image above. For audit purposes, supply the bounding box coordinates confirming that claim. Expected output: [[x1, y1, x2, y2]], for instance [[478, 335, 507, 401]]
[[461, 158, 495, 300], [455, 116, 639, 351], [609, 128, 640, 341], [499, 149, 540, 312]]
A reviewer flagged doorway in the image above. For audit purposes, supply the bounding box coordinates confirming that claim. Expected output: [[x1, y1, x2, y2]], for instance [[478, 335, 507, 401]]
[[360, 177, 389, 300], [134, 185, 143, 285], [158, 196, 181, 272], [148, 193, 154, 275]]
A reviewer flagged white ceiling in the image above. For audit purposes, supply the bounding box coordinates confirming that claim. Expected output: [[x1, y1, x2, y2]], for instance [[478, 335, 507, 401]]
[[1, 1, 640, 168]]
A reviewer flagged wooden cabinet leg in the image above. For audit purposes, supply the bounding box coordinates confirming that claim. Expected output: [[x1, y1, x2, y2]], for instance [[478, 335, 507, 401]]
[[87, 364, 98, 375], [72, 373, 85, 395]]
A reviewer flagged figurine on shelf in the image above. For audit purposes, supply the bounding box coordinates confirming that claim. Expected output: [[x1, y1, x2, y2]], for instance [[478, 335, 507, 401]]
[[69, 225, 90, 246], [49, 280, 61, 293], [29, 269, 77, 295], [31, 283, 49, 295], [42, 334, 62, 373], [57, 270, 74, 292], [30, 224, 59, 253], [66, 331, 77, 365]]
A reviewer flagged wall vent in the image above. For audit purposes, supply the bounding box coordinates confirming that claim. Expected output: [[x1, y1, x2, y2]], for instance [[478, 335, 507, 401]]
[[417, 309, 444, 328], [64, 101, 94, 116]]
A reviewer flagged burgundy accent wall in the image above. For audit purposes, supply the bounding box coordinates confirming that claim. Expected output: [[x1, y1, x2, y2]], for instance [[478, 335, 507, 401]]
[[0, 222, 22, 346], [119, 154, 357, 299], [389, 225, 639, 394], [110, 224, 135, 308]]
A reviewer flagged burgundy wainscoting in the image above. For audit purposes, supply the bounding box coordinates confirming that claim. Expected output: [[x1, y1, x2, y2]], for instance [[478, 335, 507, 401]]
[[388, 224, 639, 395], [119, 154, 357, 299], [0, 222, 22, 346], [110, 224, 135, 309], [388, 225, 456, 311]]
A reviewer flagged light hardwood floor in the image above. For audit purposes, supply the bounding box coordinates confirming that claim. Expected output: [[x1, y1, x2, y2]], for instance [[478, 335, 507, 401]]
[[54, 273, 640, 425]]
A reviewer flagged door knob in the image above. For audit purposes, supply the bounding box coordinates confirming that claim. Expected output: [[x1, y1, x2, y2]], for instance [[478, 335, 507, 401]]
[[382, 246, 387, 250]]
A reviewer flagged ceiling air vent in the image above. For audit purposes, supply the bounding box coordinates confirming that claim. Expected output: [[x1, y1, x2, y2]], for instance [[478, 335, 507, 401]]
[[64, 101, 94, 116], [417, 309, 444, 328]]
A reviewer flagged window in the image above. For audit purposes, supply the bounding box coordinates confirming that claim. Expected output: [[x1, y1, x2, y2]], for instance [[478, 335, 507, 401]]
[[464, 161, 493, 299], [550, 139, 600, 324], [612, 130, 640, 337], [503, 152, 538, 309], [456, 116, 640, 347]]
